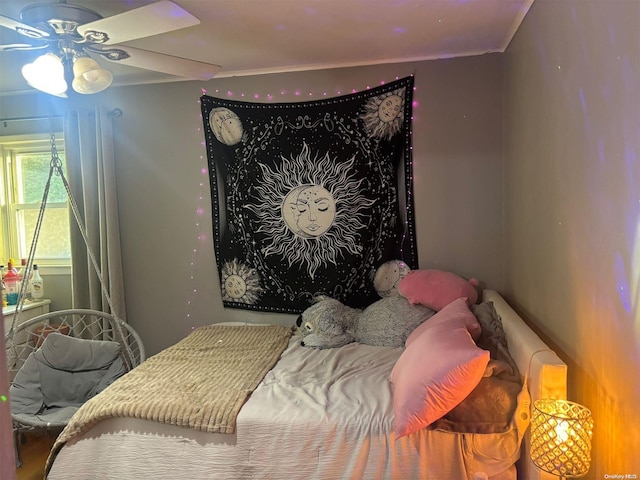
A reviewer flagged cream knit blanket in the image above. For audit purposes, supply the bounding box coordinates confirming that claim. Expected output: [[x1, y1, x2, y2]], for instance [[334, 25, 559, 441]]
[[46, 324, 293, 474]]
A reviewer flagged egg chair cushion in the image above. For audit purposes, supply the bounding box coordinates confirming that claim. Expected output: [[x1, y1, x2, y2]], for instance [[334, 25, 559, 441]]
[[10, 333, 127, 424]]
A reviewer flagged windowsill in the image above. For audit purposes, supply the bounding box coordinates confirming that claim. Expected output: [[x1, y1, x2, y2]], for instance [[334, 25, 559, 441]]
[[2, 298, 51, 315], [34, 265, 71, 275]]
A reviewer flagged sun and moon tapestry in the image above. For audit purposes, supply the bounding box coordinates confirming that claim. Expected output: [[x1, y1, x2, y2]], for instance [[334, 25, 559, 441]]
[[201, 76, 417, 313]]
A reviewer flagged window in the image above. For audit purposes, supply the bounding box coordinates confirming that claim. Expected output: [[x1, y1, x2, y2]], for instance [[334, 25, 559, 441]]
[[0, 133, 71, 267]]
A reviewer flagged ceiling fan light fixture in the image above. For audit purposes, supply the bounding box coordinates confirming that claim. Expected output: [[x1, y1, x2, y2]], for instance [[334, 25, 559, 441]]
[[4, 0, 221, 95], [21, 52, 68, 97], [71, 56, 113, 94]]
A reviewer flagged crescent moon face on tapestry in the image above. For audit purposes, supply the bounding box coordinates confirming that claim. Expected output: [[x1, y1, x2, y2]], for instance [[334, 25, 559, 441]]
[[282, 184, 337, 238], [209, 107, 244, 146]]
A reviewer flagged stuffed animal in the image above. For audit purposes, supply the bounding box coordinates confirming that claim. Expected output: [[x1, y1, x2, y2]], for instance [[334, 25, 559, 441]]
[[398, 269, 480, 311], [296, 295, 435, 349]]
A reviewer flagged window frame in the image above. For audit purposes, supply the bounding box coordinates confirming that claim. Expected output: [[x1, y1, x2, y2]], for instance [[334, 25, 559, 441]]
[[0, 132, 71, 267]]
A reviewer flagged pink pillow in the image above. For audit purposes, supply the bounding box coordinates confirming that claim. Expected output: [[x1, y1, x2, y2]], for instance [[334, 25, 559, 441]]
[[406, 297, 481, 343], [398, 269, 479, 311], [390, 311, 490, 438]]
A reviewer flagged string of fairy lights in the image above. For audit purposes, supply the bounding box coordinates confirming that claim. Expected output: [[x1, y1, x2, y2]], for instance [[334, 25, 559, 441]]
[[184, 91, 211, 333], [185, 76, 417, 328]]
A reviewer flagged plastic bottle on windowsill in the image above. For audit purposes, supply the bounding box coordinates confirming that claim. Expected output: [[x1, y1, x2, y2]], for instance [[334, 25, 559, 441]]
[[1, 264, 7, 306], [17, 257, 29, 298], [4, 260, 19, 305], [30, 264, 44, 300]]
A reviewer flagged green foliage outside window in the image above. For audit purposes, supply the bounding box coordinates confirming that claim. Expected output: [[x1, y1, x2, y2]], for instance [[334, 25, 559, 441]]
[[17, 152, 68, 204]]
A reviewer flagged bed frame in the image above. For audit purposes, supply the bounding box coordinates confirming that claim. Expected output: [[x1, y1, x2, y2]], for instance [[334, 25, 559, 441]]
[[46, 290, 566, 480], [483, 290, 567, 480]]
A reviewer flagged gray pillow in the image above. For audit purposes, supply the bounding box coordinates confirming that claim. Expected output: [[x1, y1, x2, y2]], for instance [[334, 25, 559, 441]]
[[430, 302, 523, 434], [38, 332, 121, 371], [472, 301, 521, 383]]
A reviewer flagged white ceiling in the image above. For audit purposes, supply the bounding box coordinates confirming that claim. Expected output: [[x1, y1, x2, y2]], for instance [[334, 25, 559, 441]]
[[0, 0, 534, 96]]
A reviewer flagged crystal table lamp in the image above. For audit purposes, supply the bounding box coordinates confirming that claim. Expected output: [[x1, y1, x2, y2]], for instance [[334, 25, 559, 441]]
[[530, 399, 594, 479]]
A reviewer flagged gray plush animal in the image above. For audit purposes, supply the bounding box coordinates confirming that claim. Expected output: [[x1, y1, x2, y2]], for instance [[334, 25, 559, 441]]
[[296, 295, 436, 349]]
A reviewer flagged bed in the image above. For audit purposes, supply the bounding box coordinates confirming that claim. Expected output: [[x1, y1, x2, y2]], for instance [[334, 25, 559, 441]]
[[45, 290, 566, 480]]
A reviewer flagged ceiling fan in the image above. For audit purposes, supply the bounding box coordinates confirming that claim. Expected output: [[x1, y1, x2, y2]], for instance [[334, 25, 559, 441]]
[[0, 0, 222, 96]]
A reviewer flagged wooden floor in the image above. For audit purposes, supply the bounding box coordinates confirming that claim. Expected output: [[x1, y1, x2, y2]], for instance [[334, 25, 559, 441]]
[[15, 433, 57, 480]]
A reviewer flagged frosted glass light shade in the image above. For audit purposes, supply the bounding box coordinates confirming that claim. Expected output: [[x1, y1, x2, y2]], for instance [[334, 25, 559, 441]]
[[21, 53, 68, 96], [530, 399, 593, 478], [72, 57, 113, 94]]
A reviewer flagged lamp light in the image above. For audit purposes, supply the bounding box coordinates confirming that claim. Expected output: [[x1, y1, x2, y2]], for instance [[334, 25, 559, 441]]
[[21, 50, 113, 96], [21, 53, 68, 97], [71, 56, 113, 94], [530, 399, 593, 479]]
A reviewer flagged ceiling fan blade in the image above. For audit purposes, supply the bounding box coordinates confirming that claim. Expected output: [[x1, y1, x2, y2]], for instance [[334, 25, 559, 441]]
[[0, 13, 50, 40], [0, 42, 48, 52], [77, 0, 199, 46], [96, 45, 220, 80]]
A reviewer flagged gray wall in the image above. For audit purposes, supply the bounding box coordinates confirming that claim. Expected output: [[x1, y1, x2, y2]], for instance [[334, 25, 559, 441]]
[[39, 272, 72, 312], [504, 0, 640, 475], [97, 56, 504, 356], [1, 55, 504, 356]]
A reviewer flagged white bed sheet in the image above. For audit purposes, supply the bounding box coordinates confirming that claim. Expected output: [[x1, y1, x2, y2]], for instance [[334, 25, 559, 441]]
[[48, 290, 563, 480], [48, 335, 518, 480]]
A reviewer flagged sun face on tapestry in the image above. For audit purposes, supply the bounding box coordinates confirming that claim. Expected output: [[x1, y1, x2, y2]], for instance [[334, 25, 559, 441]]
[[221, 259, 263, 303], [283, 184, 335, 238], [246, 142, 375, 282], [361, 90, 406, 140], [202, 76, 417, 313]]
